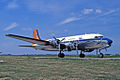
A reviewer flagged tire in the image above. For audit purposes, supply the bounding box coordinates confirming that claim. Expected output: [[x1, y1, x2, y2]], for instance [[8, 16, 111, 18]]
[[79, 54, 85, 58], [58, 53, 65, 58], [98, 53, 104, 58]]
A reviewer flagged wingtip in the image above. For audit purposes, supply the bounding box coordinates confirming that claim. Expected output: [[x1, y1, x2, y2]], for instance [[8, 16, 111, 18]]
[[5, 34, 14, 36], [5, 34, 10, 36]]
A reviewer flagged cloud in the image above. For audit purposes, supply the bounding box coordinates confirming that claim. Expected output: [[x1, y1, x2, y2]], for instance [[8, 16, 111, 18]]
[[7, 0, 19, 9], [82, 9, 93, 14], [59, 17, 81, 25], [59, 8, 94, 25], [25, 0, 63, 14], [96, 9, 102, 13], [25, 0, 82, 14], [58, 8, 119, 25], [22, 28, 33, 31], [4, 22, 18, 31], [100, 9, 118, 16]]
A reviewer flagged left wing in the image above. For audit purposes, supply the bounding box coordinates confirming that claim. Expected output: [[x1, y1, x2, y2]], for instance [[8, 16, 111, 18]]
[[6, 34, 50, 45]]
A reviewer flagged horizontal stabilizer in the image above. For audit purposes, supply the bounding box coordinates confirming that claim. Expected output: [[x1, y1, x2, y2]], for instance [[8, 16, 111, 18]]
[[19, 45, 58, 51], [19, 45, 35, 47]]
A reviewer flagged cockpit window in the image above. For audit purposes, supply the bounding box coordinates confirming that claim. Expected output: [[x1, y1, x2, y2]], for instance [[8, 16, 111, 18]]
[[95, 36, 103, 38]]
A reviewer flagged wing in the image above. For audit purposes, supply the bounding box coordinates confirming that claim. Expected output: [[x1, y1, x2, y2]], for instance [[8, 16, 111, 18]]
[[6, 34, 50, 45]]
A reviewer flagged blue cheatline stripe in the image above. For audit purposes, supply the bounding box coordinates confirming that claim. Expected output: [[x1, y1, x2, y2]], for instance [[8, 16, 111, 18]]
[[79, 38, 109, 41], [63, 38, 110, 43]]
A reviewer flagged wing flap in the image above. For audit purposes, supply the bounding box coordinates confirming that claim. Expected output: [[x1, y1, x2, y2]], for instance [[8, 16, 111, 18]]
[[6, 34, 50, 45]]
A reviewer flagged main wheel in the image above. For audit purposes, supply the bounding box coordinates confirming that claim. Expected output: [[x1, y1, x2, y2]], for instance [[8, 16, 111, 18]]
[[58, 53, 65, 58], [79, 53, 85, 58], [98, 53, 104, 58]]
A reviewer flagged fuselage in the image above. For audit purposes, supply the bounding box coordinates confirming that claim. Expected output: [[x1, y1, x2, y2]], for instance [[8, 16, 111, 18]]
[[33, 37, 112, 52], [43, 34, 112, 52], [47, 34, 104, 42]]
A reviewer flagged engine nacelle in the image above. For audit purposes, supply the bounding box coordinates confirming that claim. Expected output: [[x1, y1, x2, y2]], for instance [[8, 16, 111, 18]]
[[65, 43, 75, 51], [60, 44, 66, 50], [67, 46, 72, 51]]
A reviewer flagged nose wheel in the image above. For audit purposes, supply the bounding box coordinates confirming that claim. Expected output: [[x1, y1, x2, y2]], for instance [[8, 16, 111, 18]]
[[98, 53, 104, 58], [96, 50, 104, 58]]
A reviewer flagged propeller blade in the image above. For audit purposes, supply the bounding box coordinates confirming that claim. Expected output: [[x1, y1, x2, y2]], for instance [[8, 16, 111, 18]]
[[53, 36, 57, 40], [53, 36, 65, 44], [53, 36, 66, 51], [61, 38, 65, 42]]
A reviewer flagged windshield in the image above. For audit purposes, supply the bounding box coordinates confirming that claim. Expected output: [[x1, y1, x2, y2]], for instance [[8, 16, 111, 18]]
[[95, 36, 103, 38]]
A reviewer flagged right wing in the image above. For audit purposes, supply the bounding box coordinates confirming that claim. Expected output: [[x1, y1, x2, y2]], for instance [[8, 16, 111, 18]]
[[6, 34, 50, 45]]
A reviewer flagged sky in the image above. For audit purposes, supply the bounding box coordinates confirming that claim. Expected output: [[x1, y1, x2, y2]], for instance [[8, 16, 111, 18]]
[[0, 0, 120, 55]]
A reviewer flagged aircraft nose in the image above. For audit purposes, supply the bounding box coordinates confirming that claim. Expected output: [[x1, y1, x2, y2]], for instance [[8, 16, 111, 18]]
[[107, 39, 113, 46]]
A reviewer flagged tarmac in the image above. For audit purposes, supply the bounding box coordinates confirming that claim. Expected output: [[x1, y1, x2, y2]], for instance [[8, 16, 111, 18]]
[[26, 57, 120, 60], [64, 57, 120, 60]]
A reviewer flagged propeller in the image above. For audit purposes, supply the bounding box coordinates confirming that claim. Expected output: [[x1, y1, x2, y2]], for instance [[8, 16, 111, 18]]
[[53, 37, 65, 51], [53, 37, 65, 43]]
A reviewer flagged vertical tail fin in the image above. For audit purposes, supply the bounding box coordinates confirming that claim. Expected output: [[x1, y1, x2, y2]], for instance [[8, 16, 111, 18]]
[[32, 29, 41, 46]]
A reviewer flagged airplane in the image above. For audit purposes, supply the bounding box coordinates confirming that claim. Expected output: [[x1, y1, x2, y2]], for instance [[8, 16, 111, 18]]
[[6, 29, 113, 58]]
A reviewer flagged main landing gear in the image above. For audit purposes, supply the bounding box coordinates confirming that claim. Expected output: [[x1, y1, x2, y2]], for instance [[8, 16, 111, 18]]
[[58, 51, 86, 58], [79, 51, 85, 58], [58, 50, 65, 58]]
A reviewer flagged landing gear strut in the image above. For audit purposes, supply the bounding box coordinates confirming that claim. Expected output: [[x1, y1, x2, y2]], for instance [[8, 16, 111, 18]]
[[58, 50, 65, 58], [79, 51, 85, 58]]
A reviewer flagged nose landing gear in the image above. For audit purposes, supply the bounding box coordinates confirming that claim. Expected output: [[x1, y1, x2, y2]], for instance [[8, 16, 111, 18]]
[[98, 53, 104, 58], [96, 50, 104, 58]]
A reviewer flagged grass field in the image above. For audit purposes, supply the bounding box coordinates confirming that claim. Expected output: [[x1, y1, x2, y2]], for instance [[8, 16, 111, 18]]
[[0, 55, 120, 80]]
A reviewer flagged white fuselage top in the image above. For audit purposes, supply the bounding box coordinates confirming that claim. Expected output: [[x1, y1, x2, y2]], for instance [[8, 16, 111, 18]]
[[47, 34, 104, 42]]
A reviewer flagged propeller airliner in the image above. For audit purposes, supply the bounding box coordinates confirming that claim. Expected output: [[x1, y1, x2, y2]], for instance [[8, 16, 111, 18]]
[[6, 29, 113, 58]]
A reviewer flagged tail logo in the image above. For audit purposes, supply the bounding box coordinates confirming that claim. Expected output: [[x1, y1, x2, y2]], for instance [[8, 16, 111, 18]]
[[32, 29, 41, 46]]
